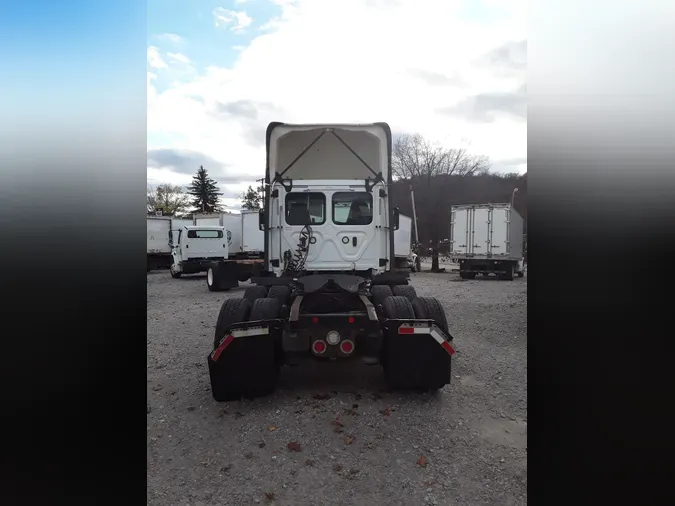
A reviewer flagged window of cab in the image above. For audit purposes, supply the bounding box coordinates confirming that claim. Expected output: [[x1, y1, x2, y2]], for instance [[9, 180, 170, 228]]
[[332, 192, 373, 225], [285, 193, 326, 225], [187, 229, 223, 239]]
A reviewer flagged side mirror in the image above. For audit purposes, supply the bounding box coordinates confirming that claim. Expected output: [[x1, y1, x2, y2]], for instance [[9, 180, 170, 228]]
[[393, 207, 400, 231], [258, 208, 267, 231]]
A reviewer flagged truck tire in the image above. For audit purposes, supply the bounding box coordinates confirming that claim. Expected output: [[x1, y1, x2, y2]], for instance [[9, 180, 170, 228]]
[[370, 285, 393, 311], [392, 284, 417, 302], [209, 297, 278, 402], [207, 266, 228, 292], [381, 295, 416, 320], [459, 271, 474, 280], [411, 297, 449, 335], [244, 285, 268, 304], [499, 264, 515, 281], [267, 285, 290, 306], [249, 297, 281, 321], [213, 298, 251, 349], [384, 296, 452, 391]]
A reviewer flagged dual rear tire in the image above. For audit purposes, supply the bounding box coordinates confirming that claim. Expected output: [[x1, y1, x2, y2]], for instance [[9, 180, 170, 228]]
[[380, 293, 452, 391], [210, 295, 282, 402]]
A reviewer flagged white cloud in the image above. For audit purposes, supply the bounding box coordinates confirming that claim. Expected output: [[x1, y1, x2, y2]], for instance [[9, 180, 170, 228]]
[[147, 46, 168, 69], [149, 0, 527, 187], [213, 7, 253, 33], [159, 33, 182, 43], [167, 52, 191, 65]]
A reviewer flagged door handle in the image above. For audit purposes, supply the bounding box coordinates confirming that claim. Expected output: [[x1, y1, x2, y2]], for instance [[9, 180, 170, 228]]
[[352, 237, 357, 247]]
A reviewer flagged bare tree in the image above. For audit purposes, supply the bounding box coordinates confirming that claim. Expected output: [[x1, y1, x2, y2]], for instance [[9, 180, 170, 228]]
[[392, 134, 490, 272], [147, 184, 191, 217]]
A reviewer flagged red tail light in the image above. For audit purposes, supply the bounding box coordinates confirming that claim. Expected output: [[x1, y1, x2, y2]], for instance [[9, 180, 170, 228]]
[[312, 340, 327, 354], [340, 340, 354, 354]]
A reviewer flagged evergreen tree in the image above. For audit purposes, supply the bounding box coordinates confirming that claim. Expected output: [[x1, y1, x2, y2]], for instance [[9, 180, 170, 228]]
[[187, 166, 223, 213]]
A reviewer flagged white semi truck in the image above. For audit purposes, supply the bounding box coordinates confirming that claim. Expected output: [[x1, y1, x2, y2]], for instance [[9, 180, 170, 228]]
[[450, 203, 525, 280], [206, 122, 456, 402]]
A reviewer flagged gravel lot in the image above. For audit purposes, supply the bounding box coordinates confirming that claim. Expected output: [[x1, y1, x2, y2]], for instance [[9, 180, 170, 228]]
[[147, 270, 527, 506]]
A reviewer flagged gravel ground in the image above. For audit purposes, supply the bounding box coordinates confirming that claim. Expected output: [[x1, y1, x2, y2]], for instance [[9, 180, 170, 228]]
[[147, 270, 527, 506]]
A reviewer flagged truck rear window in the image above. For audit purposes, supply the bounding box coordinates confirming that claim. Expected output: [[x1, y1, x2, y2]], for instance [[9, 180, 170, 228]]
[[187, 230, 223, 238], [332, 192, 373, 225], [285, 193, 326, 225]]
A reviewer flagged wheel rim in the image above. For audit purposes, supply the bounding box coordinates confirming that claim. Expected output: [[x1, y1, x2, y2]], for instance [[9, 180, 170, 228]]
[[207, 268, 213, 285]]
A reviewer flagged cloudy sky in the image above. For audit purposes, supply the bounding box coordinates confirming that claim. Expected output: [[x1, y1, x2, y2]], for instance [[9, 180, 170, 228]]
[[147, 0, 526, 208]]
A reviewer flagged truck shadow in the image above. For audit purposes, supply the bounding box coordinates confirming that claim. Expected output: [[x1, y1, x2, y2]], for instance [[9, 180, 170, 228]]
[[275, 360, 446, 404]]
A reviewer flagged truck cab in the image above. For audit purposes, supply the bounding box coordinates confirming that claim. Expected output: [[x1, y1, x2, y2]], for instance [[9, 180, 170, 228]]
[[170, 226, 228, 278], [260, 123, 399, 281]]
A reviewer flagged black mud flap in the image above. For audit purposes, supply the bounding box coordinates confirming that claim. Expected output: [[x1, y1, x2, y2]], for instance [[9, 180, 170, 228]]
[[382, 319, 455, 390], [207, 319, 283, 401]]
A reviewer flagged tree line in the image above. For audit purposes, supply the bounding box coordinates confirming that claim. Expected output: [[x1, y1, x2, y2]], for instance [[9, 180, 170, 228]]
[[147, 166, 263, 217], [390, 134, 527, 271], [148, 134, 527, 271]]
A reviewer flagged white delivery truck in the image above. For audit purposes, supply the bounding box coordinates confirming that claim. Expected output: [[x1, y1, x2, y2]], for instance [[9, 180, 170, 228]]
[[147, 216, 172, 271], [170, 212, 265, 286], [193, 211, 264, 258], [393, 214, 420, 272], [170, 225, 229, 278], [169, 218, 193, 247], [193, 212, 239, 253], [450, 203, 525, 280]]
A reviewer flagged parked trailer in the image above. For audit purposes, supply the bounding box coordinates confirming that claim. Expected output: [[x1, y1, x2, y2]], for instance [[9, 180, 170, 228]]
[[206, 122, 455, 402], [241, 210, 264, 254], [393, 214, 420, 272], [450, 203, 525, 280], [147, 216, 172, 271]]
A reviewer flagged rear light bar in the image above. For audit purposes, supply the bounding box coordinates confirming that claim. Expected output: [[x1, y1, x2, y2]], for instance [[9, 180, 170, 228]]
[[397, 323, 456, 356]]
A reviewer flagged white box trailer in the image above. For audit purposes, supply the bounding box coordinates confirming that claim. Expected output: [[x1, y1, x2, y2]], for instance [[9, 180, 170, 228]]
[[147, 216, 172, 271], [393, 214, 420, 272], [241, 210, 264, 253], [450, 203, 524, 280]]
